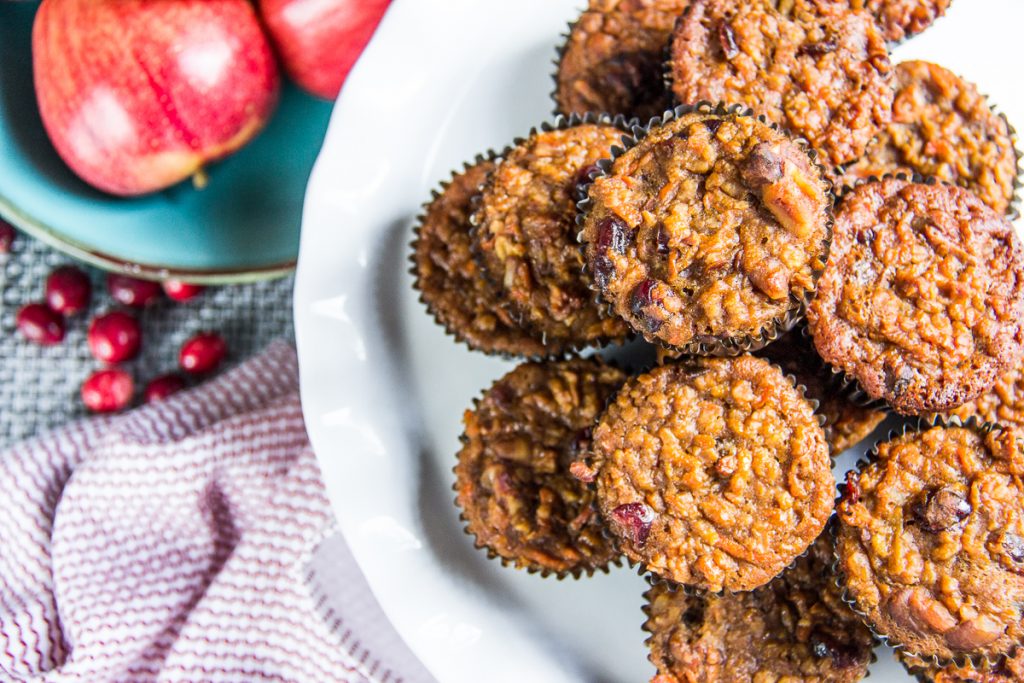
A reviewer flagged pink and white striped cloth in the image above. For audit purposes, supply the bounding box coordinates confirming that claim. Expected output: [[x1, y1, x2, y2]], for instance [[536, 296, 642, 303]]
[[0, 342, 433, 683]]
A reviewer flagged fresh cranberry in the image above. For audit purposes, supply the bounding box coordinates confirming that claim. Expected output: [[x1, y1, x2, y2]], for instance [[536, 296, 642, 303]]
[[16, 303, 65, 345], [162, 280, 205, 302], [611, 502, 656, 546], [81, 368, 133, 413], [87, 311, 142, 363], [0, 221, 15, 253], [45, 265, 92, 315], [107, 274, 162, 307], [144, 373, 187, 403], [179, 332, 227, 374]]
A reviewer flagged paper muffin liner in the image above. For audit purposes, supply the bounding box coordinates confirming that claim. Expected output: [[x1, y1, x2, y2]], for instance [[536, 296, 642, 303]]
[[831, 415, 1017, 670], [409, 150, 577, 361], [466, 111, 642, 357], [584, 356, 831, 594], [575, 101, 836, 358], [452, 356, 629, 580]]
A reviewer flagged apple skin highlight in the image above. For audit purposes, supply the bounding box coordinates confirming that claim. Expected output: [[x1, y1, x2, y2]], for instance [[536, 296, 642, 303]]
[[32, 0, 281, 197]]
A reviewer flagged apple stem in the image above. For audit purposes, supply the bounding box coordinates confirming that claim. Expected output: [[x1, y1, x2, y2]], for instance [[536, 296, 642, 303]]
[[192, 168, 209, 191]]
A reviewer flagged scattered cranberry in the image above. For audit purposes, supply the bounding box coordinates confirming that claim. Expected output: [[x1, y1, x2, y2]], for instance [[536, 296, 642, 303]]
[[45, 265, 92, 315], [630, 279, 664, 333], [0, 221, 15, 253], [179, 332, 227, 374], [144, 373, 187, 403], [107, 274, 162, 307], [16, 303, 65, 345], [163, 280, 205, 302], [81, 368, 133, 413], [610, 502, 656, 547], [87, 311, 142, 363], [596, 216, 632, 255]]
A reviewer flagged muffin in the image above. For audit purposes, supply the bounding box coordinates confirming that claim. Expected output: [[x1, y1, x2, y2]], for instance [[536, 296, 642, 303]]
[[580, 355, 834, 592], [847, 0, 952, 43], [455, 357, 626, 576], [899, 648, 1024, 682], [757, 329, 886, 454], [412, 157, 550, 357], [579, 105, 832, 355], [836, 423, 1024, 663], [808, 178, 1024, 415], [669, 0, 894, 166], [941, 366, 1024, 431], [836, 61, 1020, 217], [645, 532, 875, 683], [555, 0, 687, 121], [473, 119, 630, 349]]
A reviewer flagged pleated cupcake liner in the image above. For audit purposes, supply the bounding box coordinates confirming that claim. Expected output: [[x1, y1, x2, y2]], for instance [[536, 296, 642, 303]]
[[831, 415, 1016, 670], [575, 100, 835, 358], [452, 356, 631, 580], [466, 110, 642, 356]]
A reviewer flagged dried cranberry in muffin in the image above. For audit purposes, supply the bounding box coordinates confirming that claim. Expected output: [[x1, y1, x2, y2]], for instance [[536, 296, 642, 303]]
[[473, 121, 630, 349], [455, 358, 626, 576], [584, 355, 833, 591], [808, 178, 1024, 415], [669, 0, 894, 166], [837, 423, 1024, 663], [836, 61, 1019, 216], [645, 532, 874, 683], [555, 0, 688, 120], [412, 157, 550, 357], [580, 106, 831, 354]]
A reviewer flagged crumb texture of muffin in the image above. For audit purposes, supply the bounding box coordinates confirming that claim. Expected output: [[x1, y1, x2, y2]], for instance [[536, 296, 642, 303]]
[[847, 0, 952, 43], [808, 178, 1024, 415], [474, 123, 630, 348], [836, 424, 1024, 663], [588, 355, 833, 591], [455, 358, 626, 576], [669, 0, 894, 166], [413, 158, 551, 357], [580, 107, 832, 353], [556, 0, 689, 120], [645, 533, 875, 683], [836, 60, 1019, 216]]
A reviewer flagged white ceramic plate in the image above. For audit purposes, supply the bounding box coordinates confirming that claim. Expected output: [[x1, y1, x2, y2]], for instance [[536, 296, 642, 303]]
[[295, 1, 1024, 681]]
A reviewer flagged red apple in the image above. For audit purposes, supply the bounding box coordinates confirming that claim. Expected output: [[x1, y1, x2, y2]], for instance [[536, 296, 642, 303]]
[[258, 0, 390, 101], [33, 0, 281, 196]]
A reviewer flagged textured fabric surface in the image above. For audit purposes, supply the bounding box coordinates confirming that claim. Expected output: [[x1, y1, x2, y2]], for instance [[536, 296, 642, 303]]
[[0, 234, 294, 448], [0, 342, 433, 683]]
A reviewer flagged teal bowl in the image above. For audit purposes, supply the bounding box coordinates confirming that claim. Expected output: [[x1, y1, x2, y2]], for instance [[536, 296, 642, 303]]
[[0, 2, 334, 283]]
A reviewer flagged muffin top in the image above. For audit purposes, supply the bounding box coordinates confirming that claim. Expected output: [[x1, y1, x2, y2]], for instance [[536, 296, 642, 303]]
[[837, 60, 1020, 217], [847, 0, 952, 43], [580, 107, 832, 353], [583, 355, 833, 591], [555, 0, 688, 120], [837, 424, 1024, 662], [669, 0, 894, 166], [645, 532, 875, 683], [413, 157, 550, 357], [473, 122, 630, 348], [941, 366, 1024, 431], [808, 178, 1024, 415], [455, 358, 626, 576]]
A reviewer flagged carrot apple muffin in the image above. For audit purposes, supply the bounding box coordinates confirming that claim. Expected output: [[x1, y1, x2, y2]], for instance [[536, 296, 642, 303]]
[[579, 105, 832, 354], [555, 0, 687, 120], [579, 355, 833, 592], [836, 61, 1019, 216], [836, 423, 1024, 663], [455, 358, 626, 576], [473, 121, 630, 349], [808, 178, 1024, 415], [412, 157, 550, 357], [899, 648, 1024, 683], [669, 0, 894, 166], [644, 533, 875, 683], [847, 0, 952, 43]]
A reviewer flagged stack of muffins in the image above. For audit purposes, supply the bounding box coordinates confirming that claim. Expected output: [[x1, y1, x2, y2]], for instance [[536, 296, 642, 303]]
[[411, 0, 1024, 680]]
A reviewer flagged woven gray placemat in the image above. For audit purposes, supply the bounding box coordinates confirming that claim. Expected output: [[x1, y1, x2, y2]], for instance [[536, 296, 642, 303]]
[[0, 232, 295, 448]]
